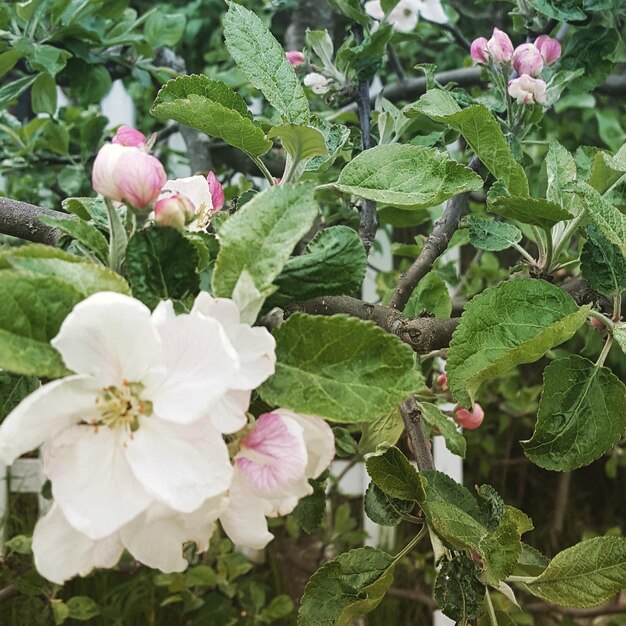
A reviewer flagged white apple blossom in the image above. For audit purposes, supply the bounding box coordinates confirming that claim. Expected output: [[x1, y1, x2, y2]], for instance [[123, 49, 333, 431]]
[[0, 291, 276, 545], [364, 0, 447, 33], [220, 409, 335, 549], [158, 175, 215, 230], [303, 72, 333, 95]]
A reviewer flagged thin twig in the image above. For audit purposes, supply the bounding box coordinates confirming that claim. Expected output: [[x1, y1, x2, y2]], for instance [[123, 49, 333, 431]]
[[389, 156, 482, 311], [353, 24, 378, 255]]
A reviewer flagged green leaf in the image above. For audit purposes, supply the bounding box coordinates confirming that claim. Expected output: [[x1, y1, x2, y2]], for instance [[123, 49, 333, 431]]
[[488, 192, 573, 228], [212, 183, 318, 297], [561, 23, 620, 94], [524, 537, 626, 607], [268, 226, 366, 308], [420, 402, 466, 458], [66, 596, 100, 620], [39, 216, 109, 262], [331, 144, 483, 209], [126, 226, 200, 309], [588, 145, 626, 194], [527, 0, 586, 21], [31, 72, 57, 115], [434, 556, 484, 622], [522, 355, 626, 471], [5, 256, 130, 297], [305, 116, 351, 173], [407, 90, 529, 196], [259, 314, 423, 423], [292, 473, 328, 533], [468, 216, 522, 252], [327, 0, 370, 26], [151, 75, 271, 157], [0, 372, 38, 422], [545, 140, 577, 208], [268, 124, 328, 168], [223, 2, 309, 125], [581, 224, 626, 297], [366, 445, 425, 501], [65, 61, 112, 106], [447, 279, 590, 407], [403, 272, 451, 318], [0, 272, 81, 378], [0, 50, 23, 78], [5, 534, 32, 555], [145, 11, 186, 47], [358, 408, 404, 454], [515, 543, 550, 577], [0, 74, 37, 108], [614, 323, 626, 356], [333, 426, 358, 457], [573, 182, 626, 260], [297, 547, 394, 626], [364, 483, 414, 526]]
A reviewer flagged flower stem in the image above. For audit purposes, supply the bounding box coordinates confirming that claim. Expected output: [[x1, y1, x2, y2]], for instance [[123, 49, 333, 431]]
[[550, 207, 588, 270], [393, 526, 427, 564], [512, 242, 537, 266], [250, 155, 276, 186], [596, 335, 614, 368], [485, 589, 499, 626]]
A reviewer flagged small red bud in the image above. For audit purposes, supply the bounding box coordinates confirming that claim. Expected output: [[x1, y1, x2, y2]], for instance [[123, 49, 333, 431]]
[[453, 403, 484, 430]]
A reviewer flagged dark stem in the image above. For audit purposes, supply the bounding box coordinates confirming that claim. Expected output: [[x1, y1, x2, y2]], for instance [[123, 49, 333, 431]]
[[400, 396, 435, 471], [284, 296, 459, 353], [352, 24, 378, 255], [0, 197, 70, 245], [388, 156, 482, 311], [386, 44, 406, 82]]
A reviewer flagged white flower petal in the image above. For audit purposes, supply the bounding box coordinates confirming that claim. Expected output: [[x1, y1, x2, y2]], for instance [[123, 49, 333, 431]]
[[32, 505, 123, 584], [151, 299, 176, 325], [159, 176, 213, 215], [277, 410, 335, 479], [220, 477, 274, 550], [191, 292, 241, 326], [205, 389, 251, 434], [44, 425, 152, 539], [225, 325, 276, 390], [418, 0, 448, 23], [0, 375, 98, 464], [121, 497, 225, 571], [147, 312, 239, 424], [124, 417, 233, 512], [51, 292, 162, 386], [364, 0, 385, 19]]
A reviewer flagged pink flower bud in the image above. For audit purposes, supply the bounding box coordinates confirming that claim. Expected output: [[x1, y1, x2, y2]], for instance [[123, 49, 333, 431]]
[[508, 74, 547, 105], [92, 143, 167, 210], [436, 373, 448, 391], [470, 37, 489, 64], [285, 50, 305, 68], [535, 35, 561, 65], [207, 171, 224, 212], [453, 403, 484, 430], [512, 43, 544, 77], [486, 28, 514, 63], [154, 192, 196, 229], [111, 125, 147, 149]]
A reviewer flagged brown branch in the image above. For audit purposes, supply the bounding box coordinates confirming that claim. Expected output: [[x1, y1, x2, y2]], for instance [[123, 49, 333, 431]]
[[389, 156, 482, 311], [526, 597, 626, 617], [400, 396, 435, 472], [284, 296, 459, 353], [0, 197, 70, 245], [387, 586, 437, 608], [0, 584, 17, 603]]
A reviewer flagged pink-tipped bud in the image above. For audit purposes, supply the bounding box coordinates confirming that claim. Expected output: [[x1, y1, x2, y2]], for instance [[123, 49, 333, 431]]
[[535, 35, 561, 65], [436, 373, 448, 391], [286, 50, 306, 68], [453, 403, 484, 430], [207, 171, 224, 212], [508, 74, 547, 105], [111, 125, 147, 149], [486, 28, 514, 63], [470, 37, 489, 64], [512, 43, 544, 77], [92, 143, 166, 210], [590, 317, 606, 331], [154, 192, 196, 229]]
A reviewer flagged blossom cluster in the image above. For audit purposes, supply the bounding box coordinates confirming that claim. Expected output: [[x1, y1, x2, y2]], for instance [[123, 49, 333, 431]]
[[92, 126, 225, 225], [0, 292, 335, 584], [470, 28, 561, 105]]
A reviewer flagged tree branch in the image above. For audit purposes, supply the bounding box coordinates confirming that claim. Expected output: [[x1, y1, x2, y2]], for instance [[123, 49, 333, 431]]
[[400, 395, 435, 471], [526, 597, 626, 617], [284, 296, 459, 353], [389, 156, 482, 311], [0, 197, 70, 245]]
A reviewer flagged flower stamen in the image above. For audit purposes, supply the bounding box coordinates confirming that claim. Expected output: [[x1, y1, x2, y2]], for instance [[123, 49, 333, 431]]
[[95, 383, 151, 431]]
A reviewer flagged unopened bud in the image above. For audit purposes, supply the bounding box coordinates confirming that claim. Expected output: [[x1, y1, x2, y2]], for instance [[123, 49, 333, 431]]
[[154, 193, 196, 229], [453, 403, 484, 430], [535, 35, 561, 65], [508, 74, 547, 105], [207, 171, 224, 212], [111, 125, 147, 149], [286, 50, 306, 67], [470, 37, 489, 64], [512, 43, 544, 77], [486, 28, 513, 63]]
